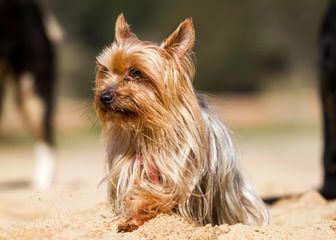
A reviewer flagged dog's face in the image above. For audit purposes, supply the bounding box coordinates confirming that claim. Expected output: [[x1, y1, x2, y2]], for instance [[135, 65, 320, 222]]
[[94, 14, 195, 128]]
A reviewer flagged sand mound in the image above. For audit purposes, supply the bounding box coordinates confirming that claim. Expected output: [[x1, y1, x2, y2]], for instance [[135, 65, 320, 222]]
[[1, 191, 336, 240]]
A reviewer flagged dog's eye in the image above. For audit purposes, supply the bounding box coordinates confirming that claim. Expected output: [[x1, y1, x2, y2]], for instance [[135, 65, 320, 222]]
[[99, 66, 109, 75], [128, 67, 142, 78], [98, 64, 107, 71]]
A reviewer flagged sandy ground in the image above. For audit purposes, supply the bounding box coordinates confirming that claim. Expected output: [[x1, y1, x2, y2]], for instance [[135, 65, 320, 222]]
[[1, 88, 336, 239]]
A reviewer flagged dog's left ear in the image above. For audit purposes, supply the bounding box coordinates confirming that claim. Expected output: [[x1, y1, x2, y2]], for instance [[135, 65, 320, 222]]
[[161, 17, 195, 57], [115, 13, 137, 43]]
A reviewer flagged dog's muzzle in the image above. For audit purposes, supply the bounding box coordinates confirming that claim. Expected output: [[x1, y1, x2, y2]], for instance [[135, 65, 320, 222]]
[[100, 88, 114, 107]]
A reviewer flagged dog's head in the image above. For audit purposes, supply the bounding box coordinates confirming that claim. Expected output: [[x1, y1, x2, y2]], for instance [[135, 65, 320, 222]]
[[94, 14, 196, 128]]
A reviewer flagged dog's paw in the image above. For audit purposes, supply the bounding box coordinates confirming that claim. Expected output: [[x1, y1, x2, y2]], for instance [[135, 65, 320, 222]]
[[117, 219, 140, 232]]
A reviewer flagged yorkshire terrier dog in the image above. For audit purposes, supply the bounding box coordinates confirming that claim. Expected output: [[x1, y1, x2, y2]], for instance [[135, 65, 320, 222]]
[[95, 14, 269, 232]]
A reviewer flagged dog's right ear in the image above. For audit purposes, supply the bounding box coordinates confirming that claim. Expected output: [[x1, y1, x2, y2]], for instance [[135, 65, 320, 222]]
[[114, 13, 137, 43], [161, 17, 195, 57]]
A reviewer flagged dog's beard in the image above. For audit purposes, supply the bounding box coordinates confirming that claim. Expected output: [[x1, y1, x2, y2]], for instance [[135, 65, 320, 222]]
[[98, 102, 137, 119], [94, 93, 142, 128]]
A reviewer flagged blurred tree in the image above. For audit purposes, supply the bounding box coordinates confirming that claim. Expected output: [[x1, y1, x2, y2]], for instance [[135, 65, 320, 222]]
[[40, 0, 328, 98]]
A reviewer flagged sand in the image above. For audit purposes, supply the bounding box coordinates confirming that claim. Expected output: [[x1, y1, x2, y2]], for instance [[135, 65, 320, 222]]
[[0, 191, 335, 239]]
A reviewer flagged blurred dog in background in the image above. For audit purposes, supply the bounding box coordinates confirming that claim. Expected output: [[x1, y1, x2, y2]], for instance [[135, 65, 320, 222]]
[[319, 0, 336, 200], [0, 0, 61, 189]]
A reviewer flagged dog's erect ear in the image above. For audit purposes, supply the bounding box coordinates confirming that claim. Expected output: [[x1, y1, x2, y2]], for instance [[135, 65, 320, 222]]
[[114, 13, 137, 43], [161, 18, 195, 57]]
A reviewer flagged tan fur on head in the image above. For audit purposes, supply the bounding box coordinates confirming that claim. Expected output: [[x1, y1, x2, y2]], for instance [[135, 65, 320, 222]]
[[94, 13, 269, 232]]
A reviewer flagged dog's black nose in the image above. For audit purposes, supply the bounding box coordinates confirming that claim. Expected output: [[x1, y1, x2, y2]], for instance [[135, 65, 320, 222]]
[[100, 90, 114, 105]]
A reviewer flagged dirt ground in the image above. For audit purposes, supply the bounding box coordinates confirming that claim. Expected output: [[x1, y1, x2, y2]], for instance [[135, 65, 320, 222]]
[[0, 87, 336, 239]]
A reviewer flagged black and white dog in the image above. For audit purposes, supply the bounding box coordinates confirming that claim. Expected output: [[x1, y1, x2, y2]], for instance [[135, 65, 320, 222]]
[[0, 0, 57, 189]]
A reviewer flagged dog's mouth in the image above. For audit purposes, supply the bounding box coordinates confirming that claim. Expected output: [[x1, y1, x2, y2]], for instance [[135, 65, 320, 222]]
[[111, 106, 135, 116], [101, 105, 137, 117]]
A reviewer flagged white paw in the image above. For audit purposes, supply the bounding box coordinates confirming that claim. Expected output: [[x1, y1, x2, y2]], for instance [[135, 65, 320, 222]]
[[33, 142, 55, 190]]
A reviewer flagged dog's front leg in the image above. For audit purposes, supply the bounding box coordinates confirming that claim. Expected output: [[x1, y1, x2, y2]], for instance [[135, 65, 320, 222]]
[[117, 190, 170, 232]]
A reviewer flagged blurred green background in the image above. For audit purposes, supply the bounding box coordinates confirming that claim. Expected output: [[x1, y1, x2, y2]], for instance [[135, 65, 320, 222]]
[[41, 0, 328, 98]]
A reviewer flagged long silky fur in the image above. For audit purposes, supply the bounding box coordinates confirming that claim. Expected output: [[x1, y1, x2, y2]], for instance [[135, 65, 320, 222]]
[[97, 16, 269, 227], [191, 96, 269, 225]]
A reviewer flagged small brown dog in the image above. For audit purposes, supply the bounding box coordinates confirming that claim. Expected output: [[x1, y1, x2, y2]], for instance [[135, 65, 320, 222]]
[[94, 14, 269, 232]]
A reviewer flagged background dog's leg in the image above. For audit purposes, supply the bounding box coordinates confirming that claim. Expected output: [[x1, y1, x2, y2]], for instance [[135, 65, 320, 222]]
[[16, 71, 55, 190], [0, 78, 4, 121], [0, 78, 5, 120], [319, 4, 336, 200], [319, 77, 336, 199], [0, 62, 8, 123]]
